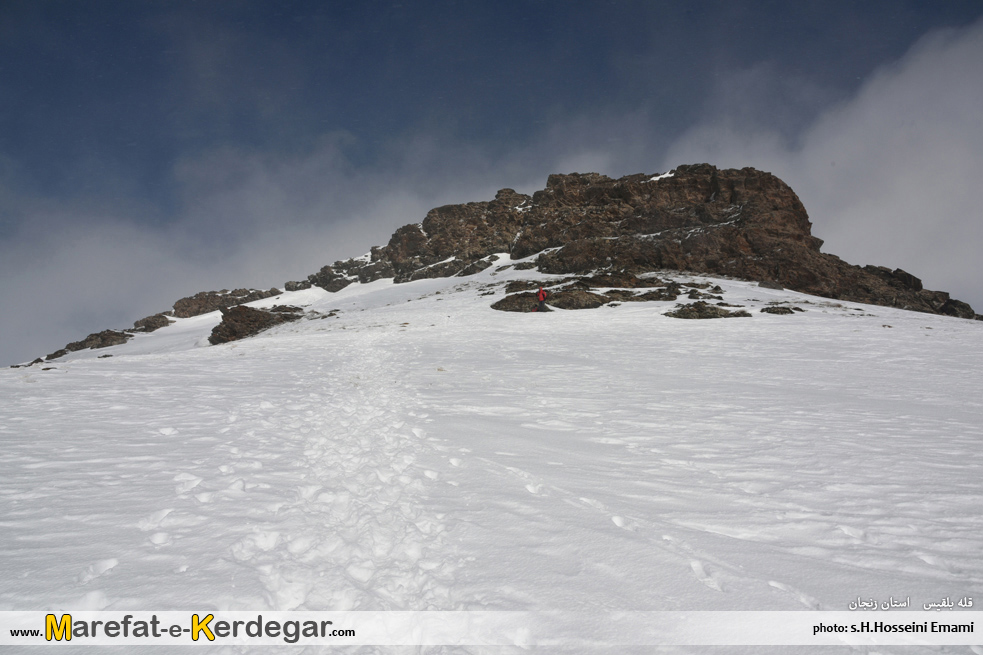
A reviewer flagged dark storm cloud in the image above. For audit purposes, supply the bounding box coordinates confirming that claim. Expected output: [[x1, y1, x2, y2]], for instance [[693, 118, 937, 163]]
[[1, 1, 982, 364]]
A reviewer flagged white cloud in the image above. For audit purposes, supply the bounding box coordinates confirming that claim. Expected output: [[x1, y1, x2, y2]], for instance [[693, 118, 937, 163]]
[[663, 19, 983, 311]]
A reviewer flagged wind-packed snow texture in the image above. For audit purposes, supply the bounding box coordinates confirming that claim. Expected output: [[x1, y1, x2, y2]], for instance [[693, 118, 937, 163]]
[[2, 255, 982, 653]]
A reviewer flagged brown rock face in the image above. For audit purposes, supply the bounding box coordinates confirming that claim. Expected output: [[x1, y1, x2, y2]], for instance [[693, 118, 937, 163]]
[[68, 330, 130, 350], [133, 313, 173, 332], [382, 188, 529, 282], [172, 288, 282, 318], [505, 280, 544, 293], [490, 292, 540, 313], [666, 302, 751, 319], [582, 272, 666, 289], [284, 280, 312, 292], [208, 305, 302, 345], [938, 298, 976, 319], [547, 289, 611, 310], [302, 246, 397, 292], [306, 163, 972, 318]]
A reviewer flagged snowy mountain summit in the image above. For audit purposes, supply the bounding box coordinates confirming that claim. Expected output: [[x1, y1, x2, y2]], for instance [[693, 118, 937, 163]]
[[27, 164, 981, 363], [3, 166, 982, 642]]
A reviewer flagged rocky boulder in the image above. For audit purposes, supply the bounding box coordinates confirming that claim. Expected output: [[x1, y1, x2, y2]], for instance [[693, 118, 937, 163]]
[[505, 280, 545, 293], [581, 272, 665, 288], [490, 292, 540, 313], [284, 280, 312, 291], [547, 289, 611, 310], [69, 330, 130, 350], [636, 286, 682, 301], [208, 306, 303, 345], [133, 313, 173, 332], [666, 302, 751, 319], [939, 298, 976, 319], [172, 288, 281, 318]]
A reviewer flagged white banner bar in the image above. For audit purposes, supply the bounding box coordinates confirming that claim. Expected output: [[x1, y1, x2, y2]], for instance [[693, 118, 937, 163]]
[[1, 611, 979, 647]]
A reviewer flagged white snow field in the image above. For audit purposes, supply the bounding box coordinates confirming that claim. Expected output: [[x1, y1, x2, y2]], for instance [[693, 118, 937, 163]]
[[2, 255, 982, 653]]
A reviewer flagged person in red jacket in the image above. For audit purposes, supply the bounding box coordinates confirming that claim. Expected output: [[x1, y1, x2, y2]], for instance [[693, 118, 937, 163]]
[[535, 286, 548, 312]]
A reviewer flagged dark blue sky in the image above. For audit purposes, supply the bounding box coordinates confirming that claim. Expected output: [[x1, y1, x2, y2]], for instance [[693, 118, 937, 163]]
[[3, 0, 978, 213], [1, 1, 982, 364]]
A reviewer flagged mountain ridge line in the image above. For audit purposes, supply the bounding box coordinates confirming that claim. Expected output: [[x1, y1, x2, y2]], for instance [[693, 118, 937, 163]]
[[28, 163, 980, 364]]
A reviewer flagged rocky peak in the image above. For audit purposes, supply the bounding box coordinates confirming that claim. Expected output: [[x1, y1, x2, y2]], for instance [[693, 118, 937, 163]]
[[294, 164, 973, 319]]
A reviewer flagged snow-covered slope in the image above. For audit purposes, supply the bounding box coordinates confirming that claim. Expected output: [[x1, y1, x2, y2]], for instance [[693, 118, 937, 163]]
[[2, 255, 982, 651]]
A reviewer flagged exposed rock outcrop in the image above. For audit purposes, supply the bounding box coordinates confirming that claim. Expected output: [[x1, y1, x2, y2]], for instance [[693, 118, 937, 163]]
[[70, 330, 131, 349], [289, 164, 974, 319], [284, 280, 312, 292], [938, 298, 976, 320], [505, 280, 545, 294], [208, 305, 302, 345], [384, 189, 529, 283], [490, 292, 541, 313], [172, 288, 281, 319], [133, 313, 173, 332], [46, 329, 131, 360], [666, 302, 751, 319], [547, 289, 611, 310]]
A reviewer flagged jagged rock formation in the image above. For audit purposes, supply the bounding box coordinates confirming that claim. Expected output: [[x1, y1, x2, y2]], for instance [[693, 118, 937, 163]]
[[207, 305, 302, 345], [172, 288, 281, 318], [285, 248, 396, 293], [490, 292, 542, 313], [290, 164, 975, 319]]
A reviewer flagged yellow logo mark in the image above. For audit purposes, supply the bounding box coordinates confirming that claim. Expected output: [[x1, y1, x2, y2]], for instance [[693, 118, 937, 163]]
[[192, 614, 214, 641], [45, 614, 72, 641]]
